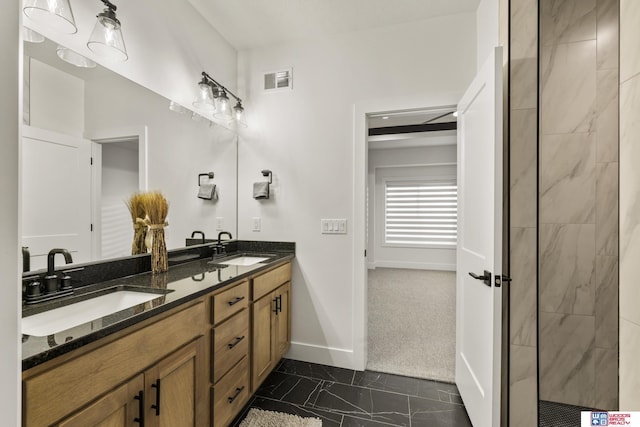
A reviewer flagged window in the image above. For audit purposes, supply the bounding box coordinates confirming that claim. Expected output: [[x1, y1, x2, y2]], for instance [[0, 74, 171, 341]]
[[384, 178, 457, 248]]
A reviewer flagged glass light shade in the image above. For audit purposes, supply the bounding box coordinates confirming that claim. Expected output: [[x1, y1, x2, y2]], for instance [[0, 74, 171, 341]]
[[56, 46, 96, 68], [87, 11, 128, 62], [169, 101, 187, 114], [216, 91, 230, 113], [23, 0, 77, 34], [23, 27, 44, 43], [193, 82, 215, 111]]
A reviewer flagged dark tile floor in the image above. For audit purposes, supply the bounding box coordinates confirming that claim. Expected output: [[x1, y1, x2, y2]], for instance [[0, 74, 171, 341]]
[[230, 359, 473, 427]]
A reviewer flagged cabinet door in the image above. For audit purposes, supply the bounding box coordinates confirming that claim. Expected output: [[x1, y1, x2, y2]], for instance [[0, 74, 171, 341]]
[[146, 338, 205, 427], [251, 291, 277, 391], [58, 374, 144, 427], [275, 282, 291, 360]]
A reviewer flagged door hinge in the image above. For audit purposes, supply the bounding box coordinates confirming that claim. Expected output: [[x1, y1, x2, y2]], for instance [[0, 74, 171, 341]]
[[364, 249, 367, 257], [90, 223, 93, 232], [90, 157, 93, 165]]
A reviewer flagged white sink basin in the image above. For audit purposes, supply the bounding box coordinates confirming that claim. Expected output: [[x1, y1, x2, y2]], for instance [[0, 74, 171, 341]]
[[22, 290, 164, 337], [220, 256, 270, 266]]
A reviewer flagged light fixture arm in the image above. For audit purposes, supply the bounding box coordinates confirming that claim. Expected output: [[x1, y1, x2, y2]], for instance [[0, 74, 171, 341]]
[[201, 71, 242, 105], [100, 0, 117, 12]]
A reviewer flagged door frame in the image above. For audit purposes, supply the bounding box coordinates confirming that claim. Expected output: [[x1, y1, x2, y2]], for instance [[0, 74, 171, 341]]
[[84, 126, 148, 260], [352, 94, 461, 370]]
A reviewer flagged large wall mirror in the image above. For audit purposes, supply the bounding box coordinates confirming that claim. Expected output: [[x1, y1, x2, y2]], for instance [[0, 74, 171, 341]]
[[22, 36, 238, 272]]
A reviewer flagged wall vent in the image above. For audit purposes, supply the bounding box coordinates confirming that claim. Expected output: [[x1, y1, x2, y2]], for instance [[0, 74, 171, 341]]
[[263, 68, 292, 91]]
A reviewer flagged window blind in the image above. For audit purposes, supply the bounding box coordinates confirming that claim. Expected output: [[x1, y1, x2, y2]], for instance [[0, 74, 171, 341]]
[[384, 179, 458, 247]]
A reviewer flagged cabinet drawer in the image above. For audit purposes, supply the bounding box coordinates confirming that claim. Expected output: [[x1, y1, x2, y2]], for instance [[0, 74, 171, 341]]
[[212, 309, 249, 383], [212, 281, 249, 325], [253, 263, 291, 301], [212, 357, 250, 427]]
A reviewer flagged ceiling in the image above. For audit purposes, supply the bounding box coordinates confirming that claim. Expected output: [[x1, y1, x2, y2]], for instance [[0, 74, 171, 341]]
[[187, 0, 480, 50]]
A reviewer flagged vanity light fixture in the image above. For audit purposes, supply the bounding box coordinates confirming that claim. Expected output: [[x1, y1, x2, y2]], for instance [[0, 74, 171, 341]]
[[87, 0, 128, 62], [194, 71, 246, 127], [57, 46, 97, 68], [23, 27, 45, 43], [23, 0, 77, 34], [193, 76, 215, 111]]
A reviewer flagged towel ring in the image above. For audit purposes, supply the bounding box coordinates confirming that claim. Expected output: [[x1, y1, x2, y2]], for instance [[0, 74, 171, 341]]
[[261, 170, 272, 184], [198, 172, 214, 186]]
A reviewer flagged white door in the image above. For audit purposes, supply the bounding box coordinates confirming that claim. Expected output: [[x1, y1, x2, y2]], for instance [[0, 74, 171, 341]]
[[22, 126, 92, 270], [455, 46, 503, 427]]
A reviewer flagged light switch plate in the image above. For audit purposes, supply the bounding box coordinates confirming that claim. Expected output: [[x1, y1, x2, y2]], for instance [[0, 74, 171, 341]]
[[321, 219, 347, 234], [216, 217, 224, 231], [252, 217, 261, 232]]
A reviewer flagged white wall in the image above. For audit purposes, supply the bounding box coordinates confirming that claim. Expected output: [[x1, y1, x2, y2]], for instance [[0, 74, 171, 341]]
[[237, 13, 476, 368], [476, 0, 500, 70], [0, 1, 20, 423], [84, 73, 238, 249], [22, 0, 237, 124], [29, 58, 84, 136], [368, 143, 457, 271]]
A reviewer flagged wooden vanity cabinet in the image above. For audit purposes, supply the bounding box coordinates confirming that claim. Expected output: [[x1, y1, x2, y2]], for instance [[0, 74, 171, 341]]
[[22, 300, 206, 427], [206, 280, 251, 427], [251, 263, 292, 392]]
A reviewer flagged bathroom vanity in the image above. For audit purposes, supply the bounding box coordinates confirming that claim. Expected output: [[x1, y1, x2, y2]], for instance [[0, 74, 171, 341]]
[[21, 246, 293, 427]]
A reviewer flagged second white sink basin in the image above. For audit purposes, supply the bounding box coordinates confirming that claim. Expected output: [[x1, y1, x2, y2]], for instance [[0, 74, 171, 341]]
[[23, 290, 165, 337], [220, 256, 270, 266]]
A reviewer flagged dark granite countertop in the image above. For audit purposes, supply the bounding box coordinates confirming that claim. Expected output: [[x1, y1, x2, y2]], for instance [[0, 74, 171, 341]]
[[22, 246, 294, 371]]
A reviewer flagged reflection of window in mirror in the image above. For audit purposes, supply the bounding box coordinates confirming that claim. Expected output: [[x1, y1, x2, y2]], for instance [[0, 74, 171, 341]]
[[20, 36, 239, 273]]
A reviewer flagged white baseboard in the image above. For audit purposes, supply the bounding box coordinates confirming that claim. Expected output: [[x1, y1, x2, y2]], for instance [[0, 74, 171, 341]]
[[370, 260, 456, 271], [285, 342, 359, 370]]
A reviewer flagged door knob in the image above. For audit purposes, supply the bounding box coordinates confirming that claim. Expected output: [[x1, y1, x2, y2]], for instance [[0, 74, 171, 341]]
[[469, 270, 492, 287]]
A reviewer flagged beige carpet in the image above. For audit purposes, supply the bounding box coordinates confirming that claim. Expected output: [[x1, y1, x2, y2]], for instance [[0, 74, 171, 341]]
[[239, 408, 322, 427], [367, 268, 456, 383]]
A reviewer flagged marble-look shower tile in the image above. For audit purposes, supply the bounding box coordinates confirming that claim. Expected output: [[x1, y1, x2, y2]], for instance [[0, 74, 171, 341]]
[[596, 0, 619, 70], [620, 319, 640, 410], [509, 345, 538, 427], [540, 41, 597, 135], [620, 0, 640, 83], [511, 0, 538, 59], [595, 347, 619, 410], [510, 109, 537, 228], [540, 133, 596, 224], [539, 312, 596, 407], [510, 228, 537, 346], [511, 58, 538, 110], [620, 76, 640, 328], [596, 69, 619, 163], [540, 224, 596, 315], [595, 256, 619, 350], [596, 163, 618, 255], [541, 0, 596, 46]]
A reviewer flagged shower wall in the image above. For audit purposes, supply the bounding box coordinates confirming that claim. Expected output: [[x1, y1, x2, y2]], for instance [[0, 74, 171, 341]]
[[538, 0, 619, 410], [509, 0, 539, 425]]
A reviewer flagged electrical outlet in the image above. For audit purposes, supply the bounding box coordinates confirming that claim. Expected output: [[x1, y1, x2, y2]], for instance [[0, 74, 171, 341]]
[[216, 217, 224, 230], [321, 219, 347, 234], [252, 217, 261, 232]]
